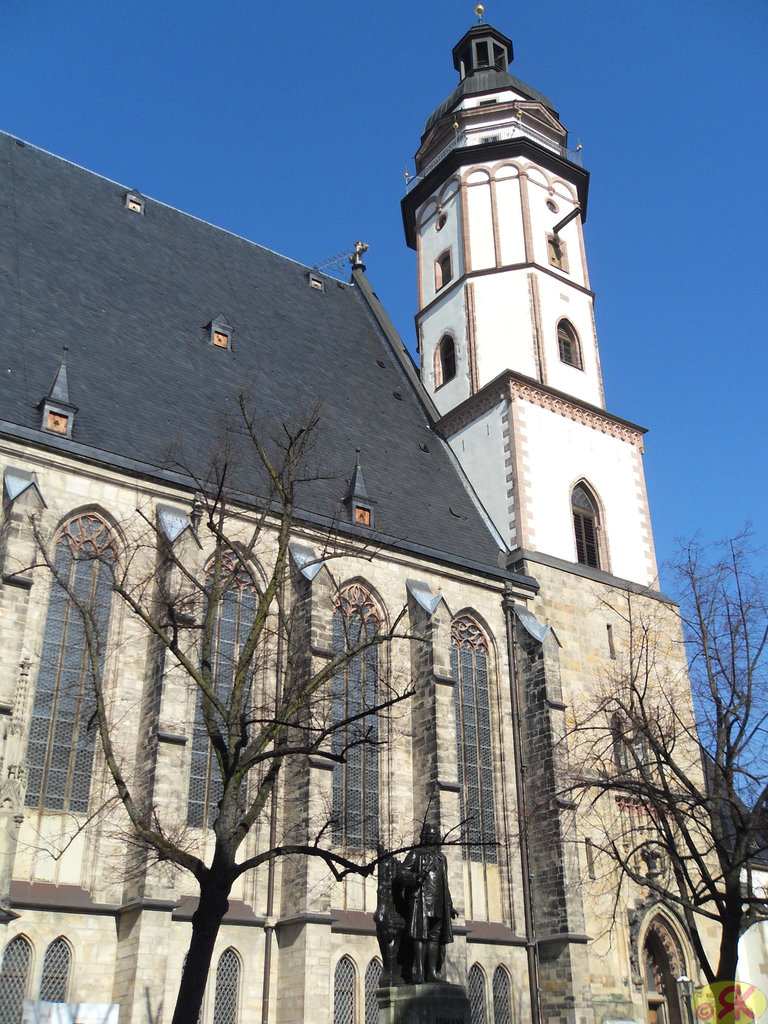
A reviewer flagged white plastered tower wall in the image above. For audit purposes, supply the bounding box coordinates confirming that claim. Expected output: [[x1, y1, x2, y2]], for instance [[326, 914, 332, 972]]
[[403, 20, 657, 584]]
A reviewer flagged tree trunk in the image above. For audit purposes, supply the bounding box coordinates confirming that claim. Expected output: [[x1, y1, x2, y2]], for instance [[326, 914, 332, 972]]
[[715, 885, 742, 982], [172, 871, 232, 1024]]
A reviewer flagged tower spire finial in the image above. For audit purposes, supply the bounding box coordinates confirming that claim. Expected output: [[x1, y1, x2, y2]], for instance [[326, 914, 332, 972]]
[[474, 3, 485, 22]]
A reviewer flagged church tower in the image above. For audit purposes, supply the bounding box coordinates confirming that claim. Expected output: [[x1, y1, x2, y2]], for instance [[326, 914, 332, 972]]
[[402, 16, 657, 587]]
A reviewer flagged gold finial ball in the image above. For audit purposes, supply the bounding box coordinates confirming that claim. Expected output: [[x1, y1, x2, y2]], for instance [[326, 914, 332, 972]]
[[474, 4, 485, 21]]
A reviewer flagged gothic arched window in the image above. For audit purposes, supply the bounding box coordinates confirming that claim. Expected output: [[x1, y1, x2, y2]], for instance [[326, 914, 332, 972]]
[[435, 334, 457, 387], [0, 935, 32, 1024], [452, 617, 497, 862], [571, 482, 601, 569], [468, 964, 488, 1024], [557, 319, 582, 369], [39, 937, 71, 1002], [492, 965, 513, 1024], [365, 958, 382, 1024], [188, 552, 259, 828], [333, 956, 356, 1024], [331, 584, 381, 850], [213, 948, 240, 1024], [26, 513, 117, 813]]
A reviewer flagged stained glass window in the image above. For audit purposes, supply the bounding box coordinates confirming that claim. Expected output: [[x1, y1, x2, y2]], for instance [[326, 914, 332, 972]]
[[26, 514, 117, 812], [331, 584, 380, 850], [333, 956, 356, 1024], [188, 552, 258, 828], [39, 937, 71, 1002], [213, 948, 240, 1024], [468, 964, 488, 1024], [0, 935, 32, 1024], [452, 617, 497, 862]]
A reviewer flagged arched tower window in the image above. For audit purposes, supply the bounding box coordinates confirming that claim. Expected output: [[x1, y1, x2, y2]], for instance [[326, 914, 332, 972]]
[[435, 250, 453, 291], [39, 937, 71, 1003], [333, 956, 356, 1024], [492, 965, 513, 1024], [468, 963, 488, 1024], [26, 513, 118, 813], [571, 483, 601, 569], [331, 584, 381, 850], [435, 334, 457, 387], [557, 319, 582, 369], [188, 552, 258, 828], [0, 935, 32, 1024], [451, 617, 497, 862], [365, 958, 382, 1024], [213, 947, 240, 1024]]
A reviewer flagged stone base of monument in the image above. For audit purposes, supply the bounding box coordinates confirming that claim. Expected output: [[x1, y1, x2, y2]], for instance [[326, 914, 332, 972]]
[[377, 982, 471, 1024]]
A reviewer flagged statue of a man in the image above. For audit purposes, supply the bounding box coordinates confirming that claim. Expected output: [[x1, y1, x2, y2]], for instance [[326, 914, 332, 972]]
[[402, 822, 458, 984]]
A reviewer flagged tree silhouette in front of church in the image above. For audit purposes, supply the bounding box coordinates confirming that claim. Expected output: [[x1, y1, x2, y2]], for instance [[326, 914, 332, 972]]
[[29, 395, 416, 1024], [563, 532, 768, 983]]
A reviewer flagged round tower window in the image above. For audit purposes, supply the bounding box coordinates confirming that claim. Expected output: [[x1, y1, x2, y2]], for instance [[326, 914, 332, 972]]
[[546, 199, 558, 213], [436, 212, 448, 231]]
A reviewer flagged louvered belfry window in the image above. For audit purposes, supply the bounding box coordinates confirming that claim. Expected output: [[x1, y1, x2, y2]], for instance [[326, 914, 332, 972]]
[[188, 552, 258, 828], [0, 935, 32, 1024], [331, 584, 380, 850], [26, 514, 117, 813], [572, 483, 600, 569], [451, 617, 497, 863]]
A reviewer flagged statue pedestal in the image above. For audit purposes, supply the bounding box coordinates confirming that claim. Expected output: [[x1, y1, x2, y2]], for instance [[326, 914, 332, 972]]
[[377, 982, 471, 1024]]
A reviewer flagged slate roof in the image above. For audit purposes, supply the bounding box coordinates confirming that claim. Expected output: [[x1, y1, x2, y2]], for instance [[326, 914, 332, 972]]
[[423, 68, 558, 137], [0, 132, 514, 578]]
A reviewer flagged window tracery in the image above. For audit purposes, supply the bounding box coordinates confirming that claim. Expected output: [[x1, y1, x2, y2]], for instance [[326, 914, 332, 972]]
[[26, 513, 117, 813], [452, 616, 497, 862], [331, 584, 381, 850]]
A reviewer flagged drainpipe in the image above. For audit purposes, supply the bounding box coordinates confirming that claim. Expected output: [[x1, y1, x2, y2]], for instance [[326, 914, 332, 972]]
[[503, 585, 541, 1024]]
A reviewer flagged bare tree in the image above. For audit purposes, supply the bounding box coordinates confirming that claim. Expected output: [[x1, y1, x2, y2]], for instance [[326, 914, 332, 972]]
[[28, 396, 416, 1024], [564, 533, 768, 983]]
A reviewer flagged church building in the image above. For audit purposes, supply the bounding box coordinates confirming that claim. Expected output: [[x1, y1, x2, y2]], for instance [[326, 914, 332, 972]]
[[0, 14, 715, 1024]]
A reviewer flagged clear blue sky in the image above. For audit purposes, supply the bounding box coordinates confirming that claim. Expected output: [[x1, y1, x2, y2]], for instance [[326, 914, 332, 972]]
[[3, 0, 766, 589]]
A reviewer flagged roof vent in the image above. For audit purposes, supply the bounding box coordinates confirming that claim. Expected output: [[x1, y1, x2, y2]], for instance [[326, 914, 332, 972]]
[[208, 314, 234, 351], [39, 348, 77, 438], [307, 272, 325, 292], [124, 190, 145, 214], [343, 449, 375, 529]]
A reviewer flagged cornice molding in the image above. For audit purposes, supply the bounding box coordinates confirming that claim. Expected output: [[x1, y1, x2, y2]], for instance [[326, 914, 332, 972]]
[[435, 370, 647, 450]]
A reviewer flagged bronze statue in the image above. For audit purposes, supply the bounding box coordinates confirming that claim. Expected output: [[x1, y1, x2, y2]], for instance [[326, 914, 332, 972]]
[[375, 824, 458, 986]]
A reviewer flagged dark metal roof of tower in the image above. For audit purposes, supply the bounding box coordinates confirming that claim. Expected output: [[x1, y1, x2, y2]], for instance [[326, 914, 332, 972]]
[[423, 21, 557, 137]]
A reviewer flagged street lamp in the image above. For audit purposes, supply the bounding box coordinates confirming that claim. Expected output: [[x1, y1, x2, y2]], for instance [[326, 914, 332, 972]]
[[676, 975, 694, 1024]]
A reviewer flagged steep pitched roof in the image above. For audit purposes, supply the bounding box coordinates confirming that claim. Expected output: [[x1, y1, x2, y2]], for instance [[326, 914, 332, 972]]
[[0, 133, 518, 578]]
